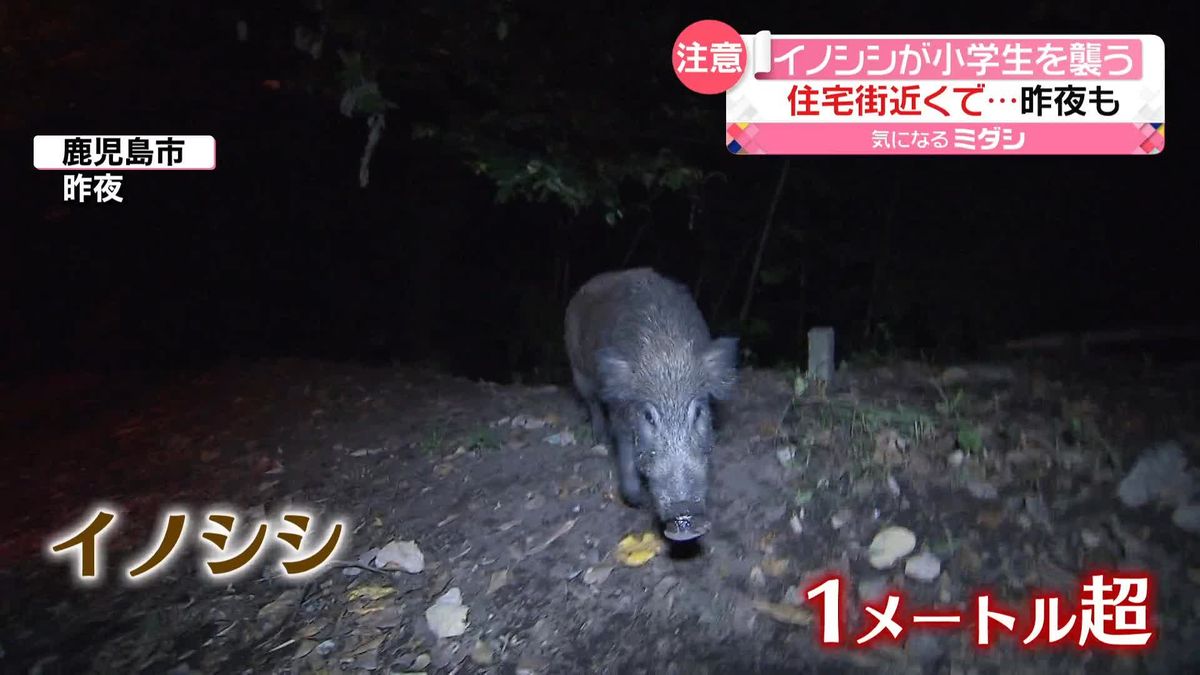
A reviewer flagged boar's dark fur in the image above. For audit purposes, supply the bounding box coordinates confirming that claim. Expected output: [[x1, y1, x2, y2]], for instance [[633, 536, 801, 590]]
[[564, 267, 738, 541]]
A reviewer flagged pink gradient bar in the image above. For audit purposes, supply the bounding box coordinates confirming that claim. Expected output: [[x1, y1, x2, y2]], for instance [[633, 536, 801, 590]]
[[758, 39, 1142, 80], [728, 123, 1164, 155]]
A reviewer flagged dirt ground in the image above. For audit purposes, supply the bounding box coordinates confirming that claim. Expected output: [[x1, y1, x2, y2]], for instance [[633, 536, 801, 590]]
[[2, 352, 1200, 674]]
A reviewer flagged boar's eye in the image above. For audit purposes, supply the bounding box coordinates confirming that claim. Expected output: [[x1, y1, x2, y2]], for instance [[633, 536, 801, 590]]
[[689, 399, 708, 426], [642, 407, 656, 427]]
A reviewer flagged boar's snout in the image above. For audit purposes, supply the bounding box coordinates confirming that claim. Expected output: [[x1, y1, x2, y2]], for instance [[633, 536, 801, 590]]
[[662, 494, 705, 540], [661, 500, 711, 542]]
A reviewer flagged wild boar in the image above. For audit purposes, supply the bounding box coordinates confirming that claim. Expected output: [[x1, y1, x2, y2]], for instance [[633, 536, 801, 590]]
[[564, 267, 738, 541]]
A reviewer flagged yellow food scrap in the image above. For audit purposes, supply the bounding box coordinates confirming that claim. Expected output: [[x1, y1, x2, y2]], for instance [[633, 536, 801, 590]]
[[616, 532, 664, 567]]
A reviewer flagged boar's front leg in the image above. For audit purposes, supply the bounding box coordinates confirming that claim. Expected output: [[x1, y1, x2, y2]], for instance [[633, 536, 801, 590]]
[[586, 397, 608, 443], [609, 405, 645, 507]]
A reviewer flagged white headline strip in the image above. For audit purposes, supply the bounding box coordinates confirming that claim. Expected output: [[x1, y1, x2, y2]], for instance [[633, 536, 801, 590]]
[[33, 135, 217, 170]]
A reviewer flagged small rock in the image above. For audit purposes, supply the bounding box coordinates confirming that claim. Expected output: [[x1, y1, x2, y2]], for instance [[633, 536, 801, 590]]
[[1172, 503, 1200, 534], [1080, 529, 1103, 548], [868, 526, 917, 570], [543, 430, 576, 446], [413, 654, 431, 670], [904, 551, 942, 582], [1118, 442, 1195, 508], [948, 450, 964, 467], [966, 480, 999, 500], [317, 639, 337, 657], [789, 513, 804, 535]]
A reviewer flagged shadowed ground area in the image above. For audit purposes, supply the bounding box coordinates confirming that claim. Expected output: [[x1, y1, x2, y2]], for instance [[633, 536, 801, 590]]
[[2, 354, 1199, 674]]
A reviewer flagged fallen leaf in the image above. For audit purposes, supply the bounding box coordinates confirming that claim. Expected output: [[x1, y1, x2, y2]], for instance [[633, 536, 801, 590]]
[[904, 551, 941, 582], [976, 510, 1005, 529], [257, 589, 303, 631], [524, 518, 576, 556], [762, 557, 790, 577], [752, 600, 813, 625], [348, 585, 395, 602], [583, 564, 614, 585], [292, 638, 318, 660], [543, 430, 576, 446], [487, 569, 510, 594], [375, 540, 424, 573], [294, 620, 328, 639], [359, 607, 405, 629], [868, 526, 916, 570], [425, 587, 469, 638], [353, 634, 385, 655]]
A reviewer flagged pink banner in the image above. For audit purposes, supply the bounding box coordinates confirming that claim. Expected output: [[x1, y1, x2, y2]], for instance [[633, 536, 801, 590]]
[[726, 122, 1164, 155], [757, 39, 1142, 80]]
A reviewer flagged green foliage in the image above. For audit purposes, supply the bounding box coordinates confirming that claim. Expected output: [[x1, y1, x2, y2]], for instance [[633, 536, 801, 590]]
[[935, 388, 966, 417], [463, 428, 502, 452], [956, 424, 984, 454], [456, 140, 711, 222], [278, 2, 711, 218]]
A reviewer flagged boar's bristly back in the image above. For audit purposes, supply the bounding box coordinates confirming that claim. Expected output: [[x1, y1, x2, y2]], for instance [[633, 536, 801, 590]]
[[567, 268, 738, 405]]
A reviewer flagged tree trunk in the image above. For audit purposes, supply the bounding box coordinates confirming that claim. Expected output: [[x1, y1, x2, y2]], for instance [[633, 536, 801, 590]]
[[737, 158, 791, 326]]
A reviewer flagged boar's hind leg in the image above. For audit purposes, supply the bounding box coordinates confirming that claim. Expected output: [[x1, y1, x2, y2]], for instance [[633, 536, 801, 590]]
[[611, 414, 646, 507]]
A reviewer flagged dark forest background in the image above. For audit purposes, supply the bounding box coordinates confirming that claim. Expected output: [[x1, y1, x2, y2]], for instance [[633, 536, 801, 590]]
[[1, 0, 1194, 385]]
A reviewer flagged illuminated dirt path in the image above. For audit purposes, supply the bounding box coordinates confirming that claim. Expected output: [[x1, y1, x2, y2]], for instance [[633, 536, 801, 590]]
[[3, 357, 1199, 673]]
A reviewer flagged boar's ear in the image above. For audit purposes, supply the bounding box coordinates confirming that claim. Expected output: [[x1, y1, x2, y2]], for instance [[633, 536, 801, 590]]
[[596, 348, 635, 401], [701, 337, 739, 400]]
